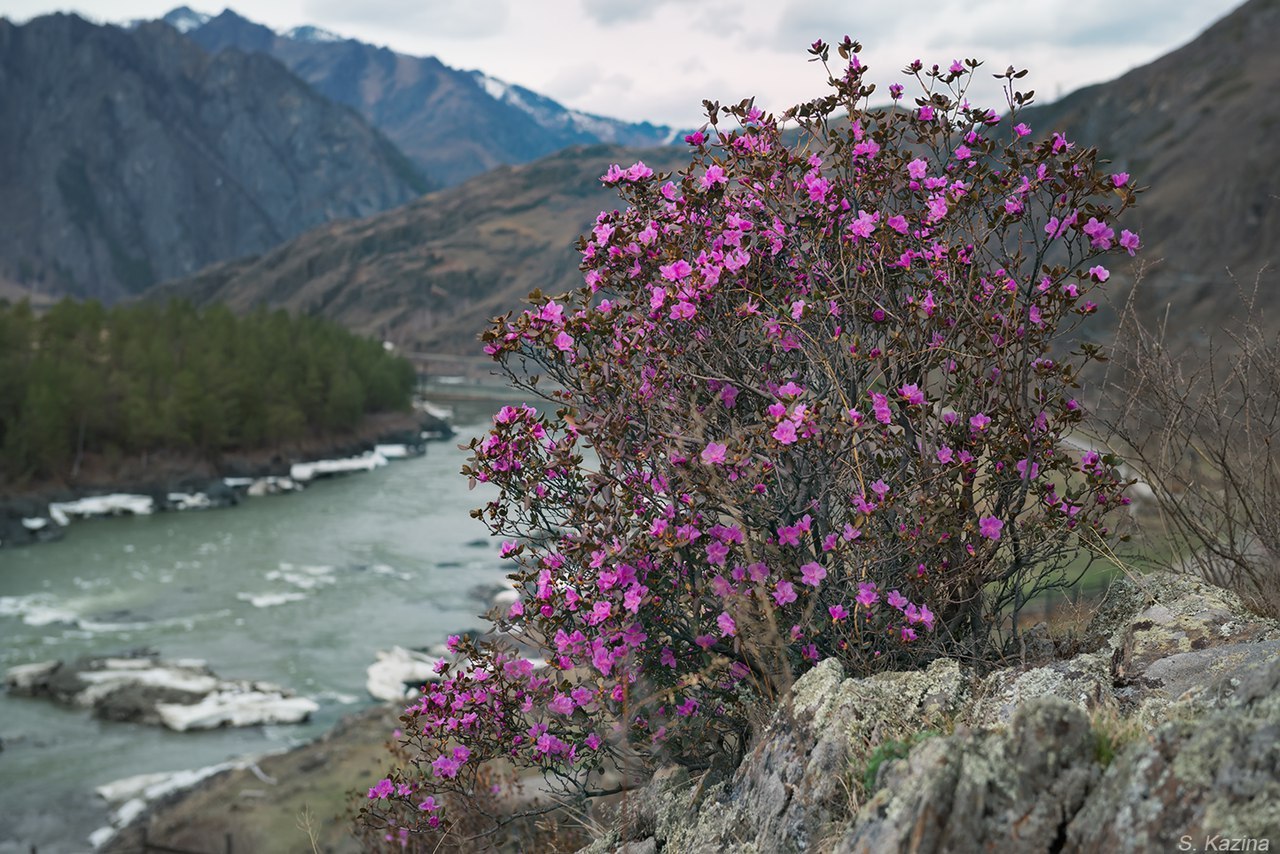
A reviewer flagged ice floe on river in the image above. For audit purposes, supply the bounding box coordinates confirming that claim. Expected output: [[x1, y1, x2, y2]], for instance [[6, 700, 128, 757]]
[[4, 652, 319, 732]]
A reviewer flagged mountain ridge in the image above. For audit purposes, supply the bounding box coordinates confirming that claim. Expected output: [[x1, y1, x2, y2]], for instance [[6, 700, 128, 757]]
[[165, 6, 679, 186], [0, 12, 428, 302]]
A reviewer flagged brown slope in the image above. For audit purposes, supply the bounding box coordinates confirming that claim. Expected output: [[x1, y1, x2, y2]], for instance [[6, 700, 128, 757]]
[[1016, 0, 1280, 330], [150, 144, 688, 355]]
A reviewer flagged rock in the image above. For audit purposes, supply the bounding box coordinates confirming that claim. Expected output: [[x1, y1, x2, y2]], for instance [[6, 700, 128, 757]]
[[842, 698, 1100, 853], [965, 651, 1117, 727], [1067, 656, 1280, 851], [585, 570, 1280, 853]]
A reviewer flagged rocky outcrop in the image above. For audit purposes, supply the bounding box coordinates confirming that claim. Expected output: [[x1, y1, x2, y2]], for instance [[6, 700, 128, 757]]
[[586, 573, 1280, 853]]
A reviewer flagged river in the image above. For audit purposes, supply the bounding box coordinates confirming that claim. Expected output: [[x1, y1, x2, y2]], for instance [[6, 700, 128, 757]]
[[0, 401, 510, 853]]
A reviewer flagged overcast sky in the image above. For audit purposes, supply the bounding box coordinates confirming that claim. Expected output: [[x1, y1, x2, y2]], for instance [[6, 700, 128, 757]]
[[0, 0, 1245, 128]]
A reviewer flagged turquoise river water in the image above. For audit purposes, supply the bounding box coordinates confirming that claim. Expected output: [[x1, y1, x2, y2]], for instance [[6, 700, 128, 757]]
[[0, 402, 510, 853]]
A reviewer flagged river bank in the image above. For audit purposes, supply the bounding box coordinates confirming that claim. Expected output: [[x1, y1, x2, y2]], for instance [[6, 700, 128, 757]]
[[0, 406, 454, 549]]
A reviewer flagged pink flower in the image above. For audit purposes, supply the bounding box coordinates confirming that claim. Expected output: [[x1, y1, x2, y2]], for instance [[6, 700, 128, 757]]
[[1089, 265, 1110, 282], [368, 778, 394, 799], [625, 161, 653, 181], [701, 165, 728, 188], [432, 755, 462, 779], [899, 384, 925, 406], [872, 392, 892, 425], [887, 589, 908, 610], [553, 331, 574, 352], [855, 582, 879, 607], [540, 300, 565, 324], [886, 214, 909, 234], [936, 446, 954, 464], [670, 300, 696, 320], [660, 260, 693, 281], [907, 158, 928, 181], [799, 562, 827, 586], [1112, 172, 1129, 187], [684, 130, 707, 146], [1013, 122, 1031, 137], [548, 694, 575, 715], [773, 580, 798, 606], [979, 515, 1004, 540], [829, 604, 849, 621], [706, 540, 730, 566], [970, 412, 991, 432], [701, 441, 727, 465], [848, 210, 879, 239], [772, 420, 798, 445], [1119, 229, 1141, 256], [717, 612, 737, 636]]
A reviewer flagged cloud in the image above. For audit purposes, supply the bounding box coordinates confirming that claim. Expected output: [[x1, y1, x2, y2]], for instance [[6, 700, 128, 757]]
[[580, 0, 688, 26], [302, 0, 511, 38]]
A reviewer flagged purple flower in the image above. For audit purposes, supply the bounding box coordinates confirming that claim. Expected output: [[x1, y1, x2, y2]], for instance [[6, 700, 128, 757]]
[[773, 420, 798, 445], [970, 412, 991, 432], [856, 582, 879, 607], [887, 589, 908, 611], [829, 604, 849, 621], [717, 612, 737, 636], [367, 778, 395, 800], [1119, 229, 1141, 256], [773, 580, 798, 606], [899, 383, 925, 406], [979, 515, 1004, 540], [701, 441, 728, 465], [799, 562, 827, 586]]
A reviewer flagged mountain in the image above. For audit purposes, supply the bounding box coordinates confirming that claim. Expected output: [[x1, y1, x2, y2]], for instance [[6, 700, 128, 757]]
[[165, 7, 678, 186], [147, 144, 687, 355], [0, 13, 428, 302], [1016, 0, 1280, 332], [152, 0, 1280, 360]]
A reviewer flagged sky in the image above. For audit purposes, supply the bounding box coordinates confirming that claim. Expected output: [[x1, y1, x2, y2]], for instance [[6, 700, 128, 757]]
[[0, 0, 1246, 128]]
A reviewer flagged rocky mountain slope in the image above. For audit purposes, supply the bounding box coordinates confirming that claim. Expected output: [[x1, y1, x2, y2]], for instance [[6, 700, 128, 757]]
[[166, 7, 678, 186], [1017, 0, 1280, 335], [150, 0, 1279, 358], [0, 14, 428, 302], [148, 144, 688, 356]]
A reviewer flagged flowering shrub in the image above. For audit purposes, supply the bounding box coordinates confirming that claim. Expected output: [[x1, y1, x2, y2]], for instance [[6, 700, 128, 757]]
[[358, 39, 1140, 845]]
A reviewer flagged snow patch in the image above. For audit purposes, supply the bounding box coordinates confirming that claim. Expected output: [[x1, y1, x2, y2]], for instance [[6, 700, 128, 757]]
[[286, 24, 344, 43]]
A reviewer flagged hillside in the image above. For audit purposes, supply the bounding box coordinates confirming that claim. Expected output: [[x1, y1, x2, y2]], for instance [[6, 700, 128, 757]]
[[152, 0, 1280, 358], [148, 144, 688, 356], [0, 14, 428, 302], [1016, 0, 1280, 334], [167, 7, 678, 186]]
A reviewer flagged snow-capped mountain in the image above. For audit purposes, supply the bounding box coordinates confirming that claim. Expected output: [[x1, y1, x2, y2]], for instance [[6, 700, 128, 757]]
[[161, 7, 678, 185]]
